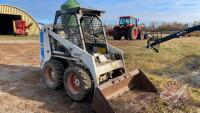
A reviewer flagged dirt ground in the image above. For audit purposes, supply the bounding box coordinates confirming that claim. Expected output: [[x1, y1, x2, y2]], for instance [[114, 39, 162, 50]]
[[0, 40, 92, 113]]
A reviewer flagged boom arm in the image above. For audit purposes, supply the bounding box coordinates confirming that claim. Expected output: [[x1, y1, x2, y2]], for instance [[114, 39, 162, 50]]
[[147, 25, 200, 52]]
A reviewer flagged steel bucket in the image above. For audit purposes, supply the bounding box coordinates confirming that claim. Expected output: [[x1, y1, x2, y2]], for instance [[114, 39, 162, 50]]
[[92, 69, 158, 113]]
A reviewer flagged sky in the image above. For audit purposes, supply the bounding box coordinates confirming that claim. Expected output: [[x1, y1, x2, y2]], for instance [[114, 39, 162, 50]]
[[1, 0, 200, 25]]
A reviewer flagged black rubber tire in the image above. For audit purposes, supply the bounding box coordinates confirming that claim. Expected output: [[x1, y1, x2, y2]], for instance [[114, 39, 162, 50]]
[[64, 66, 93, 101], [128, 26, 138, 40], [113, 27, 122, 40], [25, 33, 28, 36], [144, 32, 148, 39], [42, 59, 64, 90], [124, 34, 129, 40], [138, 31, 144, 40]]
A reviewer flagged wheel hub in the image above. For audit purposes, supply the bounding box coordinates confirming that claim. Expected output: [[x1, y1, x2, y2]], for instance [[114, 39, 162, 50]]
[[75, 79, 80, 86], [66, 72, 81, 94], [45, 66, 56, 83], [51, 71, 56, 80]]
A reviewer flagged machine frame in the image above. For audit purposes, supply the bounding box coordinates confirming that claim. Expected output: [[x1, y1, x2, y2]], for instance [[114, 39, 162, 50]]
[[40, 7, 125, 86]]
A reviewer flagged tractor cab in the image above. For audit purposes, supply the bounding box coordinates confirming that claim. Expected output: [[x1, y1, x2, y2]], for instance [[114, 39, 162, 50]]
[[119, 16, 139, 27]]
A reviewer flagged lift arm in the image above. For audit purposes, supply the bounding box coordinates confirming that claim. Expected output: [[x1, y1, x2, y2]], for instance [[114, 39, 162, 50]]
[[147, 25, 200, 52]]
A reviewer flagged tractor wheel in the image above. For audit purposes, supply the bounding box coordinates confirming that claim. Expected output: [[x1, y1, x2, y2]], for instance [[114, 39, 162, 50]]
[[64, 66, 93, 101], [128, 26, 138, 40], [43, 59, 64, 90], [113, 27, 122, 40], [24, 32, 28, 36], [144, 32, 149, 39], [138, 31, 145, 40], [124, 34, 129, 40]]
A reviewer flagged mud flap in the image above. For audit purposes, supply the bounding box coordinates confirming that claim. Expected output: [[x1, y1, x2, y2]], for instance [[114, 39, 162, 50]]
[[91, 69, 158, 113]]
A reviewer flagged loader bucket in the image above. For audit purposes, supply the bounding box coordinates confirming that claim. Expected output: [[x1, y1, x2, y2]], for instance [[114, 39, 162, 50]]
[[92, 69, 158, 113]]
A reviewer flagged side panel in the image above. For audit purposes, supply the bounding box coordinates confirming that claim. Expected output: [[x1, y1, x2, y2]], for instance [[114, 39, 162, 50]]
[[40, 31, 45, 65], [48, 30, 99, 86], [96, 60, 124, 76], [40, 27, 52, 68]]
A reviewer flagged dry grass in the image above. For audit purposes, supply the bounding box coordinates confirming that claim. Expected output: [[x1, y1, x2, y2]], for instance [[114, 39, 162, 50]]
[[0, 35, 39, 41], [109, 37, 200, 86], [109, 37, 200, 71], [109, 36, 200, 112]]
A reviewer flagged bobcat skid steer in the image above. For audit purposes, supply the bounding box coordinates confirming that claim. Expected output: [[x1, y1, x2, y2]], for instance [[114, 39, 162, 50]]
[[40, 7, 157, 113]]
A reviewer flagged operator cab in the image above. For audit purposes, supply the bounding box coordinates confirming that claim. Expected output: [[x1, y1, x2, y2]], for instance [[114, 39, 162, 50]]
[[53, 7, 108, 55], [119, 16, 139, 27]]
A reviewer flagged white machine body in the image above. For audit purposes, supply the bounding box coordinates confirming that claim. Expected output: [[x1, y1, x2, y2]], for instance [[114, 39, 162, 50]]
[[40, 26, 125, 86]]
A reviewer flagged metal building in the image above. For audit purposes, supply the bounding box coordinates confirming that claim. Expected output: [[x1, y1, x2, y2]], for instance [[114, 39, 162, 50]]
[[0, 4, 40, 35]]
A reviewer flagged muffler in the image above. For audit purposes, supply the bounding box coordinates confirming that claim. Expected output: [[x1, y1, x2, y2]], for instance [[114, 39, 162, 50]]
[[92, 69, 158, 113]]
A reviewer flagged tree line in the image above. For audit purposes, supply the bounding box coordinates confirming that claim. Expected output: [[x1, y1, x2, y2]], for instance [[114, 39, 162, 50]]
[[143, 21, 200, 32]]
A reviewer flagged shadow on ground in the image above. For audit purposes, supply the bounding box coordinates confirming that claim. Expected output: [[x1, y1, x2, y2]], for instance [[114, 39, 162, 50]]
[[0, 64, 93, 113], [152, 55, 200, 87]]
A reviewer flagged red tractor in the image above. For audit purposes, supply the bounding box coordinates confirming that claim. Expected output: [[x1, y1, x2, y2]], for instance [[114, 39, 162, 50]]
[[112, 16, 147, 40]]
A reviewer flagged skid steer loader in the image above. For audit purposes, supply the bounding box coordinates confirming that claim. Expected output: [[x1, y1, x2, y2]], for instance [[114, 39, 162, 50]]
[[40, 7, 157, 113]]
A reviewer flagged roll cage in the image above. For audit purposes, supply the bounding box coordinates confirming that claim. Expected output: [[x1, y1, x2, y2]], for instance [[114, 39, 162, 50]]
[[53, 7, 108, 54]]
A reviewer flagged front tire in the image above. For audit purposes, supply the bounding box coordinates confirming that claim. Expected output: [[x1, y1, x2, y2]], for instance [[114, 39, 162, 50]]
[[43, 59, 64, 90], [144, 32, 149, 39], [138, 31, 145, 40], [64, 66, 93, 101], [113, 27, 122, 40]]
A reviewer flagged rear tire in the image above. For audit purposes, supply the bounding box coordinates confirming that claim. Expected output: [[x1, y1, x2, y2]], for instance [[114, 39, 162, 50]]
[[113, 27, 122, 40], [43, 59, 64, 90], [64, 66, 93, 101], [128, 26, 138, 40]]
